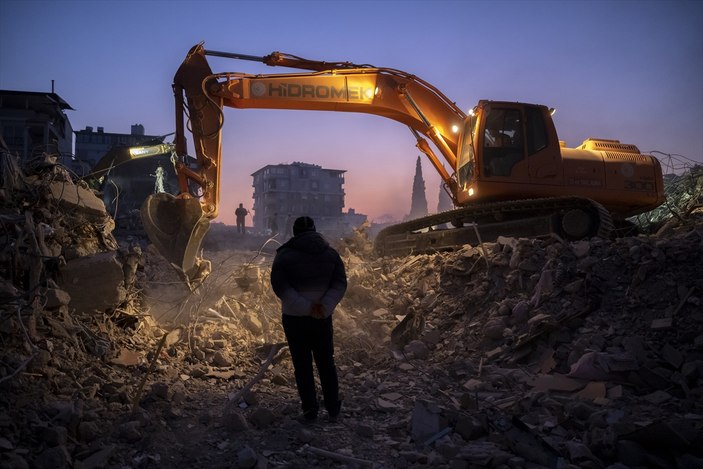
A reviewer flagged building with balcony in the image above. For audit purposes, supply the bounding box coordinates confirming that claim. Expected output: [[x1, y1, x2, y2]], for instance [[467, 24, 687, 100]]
[[0, 89, 74, 162], [251, 161, 366, 237]]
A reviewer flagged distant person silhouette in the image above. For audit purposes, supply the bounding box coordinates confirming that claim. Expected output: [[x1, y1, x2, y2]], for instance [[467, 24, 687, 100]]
[[235, 203, 249, 234]]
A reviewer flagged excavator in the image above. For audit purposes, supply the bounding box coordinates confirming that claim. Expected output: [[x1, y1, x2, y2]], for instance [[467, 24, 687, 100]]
[[141, 43, 665, 282], [82, 141, 177, 232]]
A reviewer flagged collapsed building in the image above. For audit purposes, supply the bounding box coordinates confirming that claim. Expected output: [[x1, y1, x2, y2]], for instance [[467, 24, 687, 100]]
[[0, 140, 702, 468], [251, 161, 367, 238], [0, 89, 74, 169]]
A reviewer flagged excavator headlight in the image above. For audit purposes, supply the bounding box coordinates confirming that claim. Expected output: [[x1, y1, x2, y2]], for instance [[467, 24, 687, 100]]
[[364, 88, 375, 100], [129, 144, 170, 158], [451, 125, 459, 133], [468, 187, 475, 197]]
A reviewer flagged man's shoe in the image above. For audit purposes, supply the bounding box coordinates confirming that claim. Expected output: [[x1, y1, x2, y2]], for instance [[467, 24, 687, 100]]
[[326, 399, 342, 422], [327, 400, 342, 423], [297, 411, 317, 425]]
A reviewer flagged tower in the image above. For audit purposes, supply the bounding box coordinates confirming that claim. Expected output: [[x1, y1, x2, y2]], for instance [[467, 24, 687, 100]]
[[408, 156, 428, 220]]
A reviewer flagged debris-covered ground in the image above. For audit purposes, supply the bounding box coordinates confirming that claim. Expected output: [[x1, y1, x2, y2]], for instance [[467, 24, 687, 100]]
[[1, 148, 703, 469]]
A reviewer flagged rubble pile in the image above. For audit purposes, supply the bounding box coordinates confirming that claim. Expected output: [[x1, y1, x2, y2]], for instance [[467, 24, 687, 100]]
[[363, 222, 703, 468], [0, 149, 141, 317], [1, 149, 702, 469], [633, 164, 703, 231], [0, 149, 150, 468]]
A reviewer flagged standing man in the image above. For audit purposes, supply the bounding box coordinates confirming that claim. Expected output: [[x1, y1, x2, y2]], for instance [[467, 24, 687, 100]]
[[270, 216, 347, 423], [235, 203, 249, 234]]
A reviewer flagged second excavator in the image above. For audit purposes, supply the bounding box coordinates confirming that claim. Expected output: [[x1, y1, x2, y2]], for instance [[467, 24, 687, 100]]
[[141, 43, 665, 282]]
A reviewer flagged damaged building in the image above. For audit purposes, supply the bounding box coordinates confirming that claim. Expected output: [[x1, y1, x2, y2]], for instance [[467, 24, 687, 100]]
[[0, 88, 74, 168], [251, 161, 367, 237], [0, 89, 179, 233]]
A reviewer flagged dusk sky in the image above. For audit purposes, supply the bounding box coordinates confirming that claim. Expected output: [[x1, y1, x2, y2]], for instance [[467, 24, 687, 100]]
[[2, 0, 701, 225]]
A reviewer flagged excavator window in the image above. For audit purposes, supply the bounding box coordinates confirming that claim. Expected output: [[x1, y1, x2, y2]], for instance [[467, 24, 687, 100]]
[[526, 106, 548, 154], [457, 116, 478, 189], [483, 109, 524, 177]]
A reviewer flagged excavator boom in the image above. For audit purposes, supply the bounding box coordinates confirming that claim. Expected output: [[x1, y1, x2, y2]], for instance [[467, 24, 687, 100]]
[[142, 43, 466, 280]]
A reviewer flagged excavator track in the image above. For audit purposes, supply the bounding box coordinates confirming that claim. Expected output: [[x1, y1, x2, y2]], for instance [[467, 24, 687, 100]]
[[374, 197, 614, 257]]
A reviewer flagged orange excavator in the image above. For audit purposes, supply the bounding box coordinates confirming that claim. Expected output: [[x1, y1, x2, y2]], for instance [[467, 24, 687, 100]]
[[141, 43, 665, 281]]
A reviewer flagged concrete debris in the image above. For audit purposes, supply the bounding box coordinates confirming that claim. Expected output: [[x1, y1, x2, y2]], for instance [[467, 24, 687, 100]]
[[0, 150, 137, 318], [59, 251, 127, 313], [47, 180, 108, 219], [109, 348, 142, 367], [1, 151, 703, 467]]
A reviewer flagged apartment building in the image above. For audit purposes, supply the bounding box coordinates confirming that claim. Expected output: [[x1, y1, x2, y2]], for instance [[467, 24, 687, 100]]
[[251, 161, 366, 237], [0, 89, 73, 162]]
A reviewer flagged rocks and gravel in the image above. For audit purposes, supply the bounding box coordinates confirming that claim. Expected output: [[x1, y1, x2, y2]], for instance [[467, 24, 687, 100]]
[[2, 148, 703, 468]]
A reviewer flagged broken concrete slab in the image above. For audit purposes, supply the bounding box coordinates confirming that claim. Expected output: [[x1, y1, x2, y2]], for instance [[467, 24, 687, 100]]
[[109, 349, 142, 367], [567, 351, 639, 380], [43, 288, 71, 309], [59, 252, 126, 314], [528, 374, 585, 392], [642, 390, 672, 405], [47, 180, 107, 219], [575, 381, 607, 402], [410, 400, 447, 443]]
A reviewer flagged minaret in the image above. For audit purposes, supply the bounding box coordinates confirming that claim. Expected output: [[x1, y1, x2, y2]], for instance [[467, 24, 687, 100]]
[[408, 156, 428, 220]]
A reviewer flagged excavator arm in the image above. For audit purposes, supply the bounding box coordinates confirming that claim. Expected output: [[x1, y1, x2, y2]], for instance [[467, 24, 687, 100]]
[[142, 43, 466, 281]]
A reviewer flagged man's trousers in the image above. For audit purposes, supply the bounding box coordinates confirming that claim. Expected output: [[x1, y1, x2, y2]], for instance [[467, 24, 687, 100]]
[[282, 315, 340, 418]]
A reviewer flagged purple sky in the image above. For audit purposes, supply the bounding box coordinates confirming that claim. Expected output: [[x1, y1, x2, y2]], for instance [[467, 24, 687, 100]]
[[2, 0, 701, 225]]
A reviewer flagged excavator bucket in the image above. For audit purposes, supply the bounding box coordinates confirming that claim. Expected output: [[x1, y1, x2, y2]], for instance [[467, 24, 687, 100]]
[[140, 193, 211, 282]]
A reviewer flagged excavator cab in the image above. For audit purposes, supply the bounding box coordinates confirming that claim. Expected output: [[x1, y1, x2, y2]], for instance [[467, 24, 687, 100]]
[[481, 108, 524, 177]]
